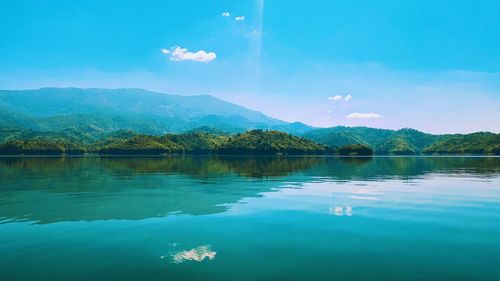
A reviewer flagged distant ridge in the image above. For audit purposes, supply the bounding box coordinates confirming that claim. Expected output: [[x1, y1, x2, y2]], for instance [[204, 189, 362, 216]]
[[0, 88, 498, 155], [0, 87, 291, 134], [302, 126, 499, 155]]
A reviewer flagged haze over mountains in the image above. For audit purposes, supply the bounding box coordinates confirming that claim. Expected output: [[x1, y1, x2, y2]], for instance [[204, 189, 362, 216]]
[[1, 88, 499, 155], [0, 88, 313, 134]]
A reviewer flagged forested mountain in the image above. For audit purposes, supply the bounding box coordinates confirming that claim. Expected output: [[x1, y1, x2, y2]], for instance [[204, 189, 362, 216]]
[[302, 127, 443, 155], [0, 88, 291, 134], [0, 129, 378, 156], [302, 127, 500, 155], [216, 130, 332, 155], [0, 88, 498, 155], [97, 130, 337, 155], [3, 127, 495, 156], [423, 132, 500, 155]]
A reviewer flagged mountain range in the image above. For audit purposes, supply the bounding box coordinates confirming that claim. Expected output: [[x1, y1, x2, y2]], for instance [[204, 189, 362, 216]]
[[0, 88, 314, 135], [0, 88, 498, 155]]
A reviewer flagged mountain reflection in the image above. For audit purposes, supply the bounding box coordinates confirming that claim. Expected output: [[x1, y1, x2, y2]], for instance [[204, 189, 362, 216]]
[[0, 156, 323, 182], [0, 156, 498, 224]]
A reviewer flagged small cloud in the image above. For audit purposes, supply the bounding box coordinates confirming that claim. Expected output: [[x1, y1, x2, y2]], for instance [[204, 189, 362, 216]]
[[346, 113, 382, 119], [222, 12, 230, 17], [328, 95, 343, 101], [344, 94, 352, 101], [161, 46, 216, 63], [235, 16, 245, 21]]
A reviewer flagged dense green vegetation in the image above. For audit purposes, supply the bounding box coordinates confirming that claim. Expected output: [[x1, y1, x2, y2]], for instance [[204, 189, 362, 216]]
[[303, 128, 500, 155], [163, 132, 229, 153], [0, 128, 498, 156], [98, 130, 335, 155], [378, 137, 418, 155], [423, 132, 500, 155], [217, 130, 332, 155], [0, 138, 86, 155], [0, 88, 498, 155], [303, 127, 444, 155], [96, 132, 231, 155], [337, 144, 374, 156], [0, 88, 292, 134], [0, 130, 342, 156], [98, 135, 180, 155]]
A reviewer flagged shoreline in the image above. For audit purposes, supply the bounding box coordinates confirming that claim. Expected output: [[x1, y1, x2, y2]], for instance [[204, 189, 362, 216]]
[[0, 154, 498, 158]]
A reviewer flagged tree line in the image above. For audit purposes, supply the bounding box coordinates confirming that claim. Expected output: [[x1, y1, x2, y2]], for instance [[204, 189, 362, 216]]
[[0, 130, 373, 156]]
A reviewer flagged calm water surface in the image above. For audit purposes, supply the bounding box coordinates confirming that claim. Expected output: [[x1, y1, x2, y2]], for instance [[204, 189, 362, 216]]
[[0, 156, 499, 281]]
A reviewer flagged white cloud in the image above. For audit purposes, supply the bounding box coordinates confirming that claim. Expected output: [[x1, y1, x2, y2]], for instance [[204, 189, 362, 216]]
[[328, 95, 343, 101], [346, 112, 381, 119], [344, 94, 352, 101], [161, 46, 216, 63], [222, 12, 230, 17], [235, 16, 245, 21]]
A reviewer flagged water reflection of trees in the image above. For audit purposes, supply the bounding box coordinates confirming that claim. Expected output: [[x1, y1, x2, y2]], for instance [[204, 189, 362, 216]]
[[308, 157, 500, 181], [0, 156, 498, 184], [0, 156, 324, 181], [0, 156, 325, 224], [338, 157, 373, 166], [0, 156, 498, 224], [1, 156, 498, 182]]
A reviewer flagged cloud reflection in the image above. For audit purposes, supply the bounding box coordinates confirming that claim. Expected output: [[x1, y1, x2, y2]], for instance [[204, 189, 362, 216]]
[[349, 195, 379, 201], [329, 206, 353, 216], [171, 245, 216, 263], [345, 206, 353, 216]]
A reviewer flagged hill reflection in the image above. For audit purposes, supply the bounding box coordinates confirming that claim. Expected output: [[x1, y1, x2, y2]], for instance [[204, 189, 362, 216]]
[[312, 156, 500, 180], [0, 156, 498, 224]]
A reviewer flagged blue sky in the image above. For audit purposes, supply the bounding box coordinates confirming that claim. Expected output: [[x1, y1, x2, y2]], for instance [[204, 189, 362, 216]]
[[1, 0, 499, 133]]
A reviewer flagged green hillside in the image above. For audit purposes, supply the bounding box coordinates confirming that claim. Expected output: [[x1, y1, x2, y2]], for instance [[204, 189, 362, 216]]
[[423, 132, 500, 155], [162, 132, 230, 153], [337, 144, 374, 156], [302, 126, 393, 150], [0, 138, 86, 155], [1, 127, 497, 156], [217, 130, 332, 155], [0, 88, 498, 156], [4, 130, 332, 156], [303, 127, 443, 155], [96, 130, 339, 155], [97, 135, 181, 155], [0, 88, 289, 134], [377, 137, 418, 155]]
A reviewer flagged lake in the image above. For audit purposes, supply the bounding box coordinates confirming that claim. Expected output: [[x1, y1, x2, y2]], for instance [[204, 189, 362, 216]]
[[0, 156, 499, 281]]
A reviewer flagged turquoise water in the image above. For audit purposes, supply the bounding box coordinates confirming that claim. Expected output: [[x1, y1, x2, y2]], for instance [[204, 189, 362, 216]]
[[0, 156, 499, 281]]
